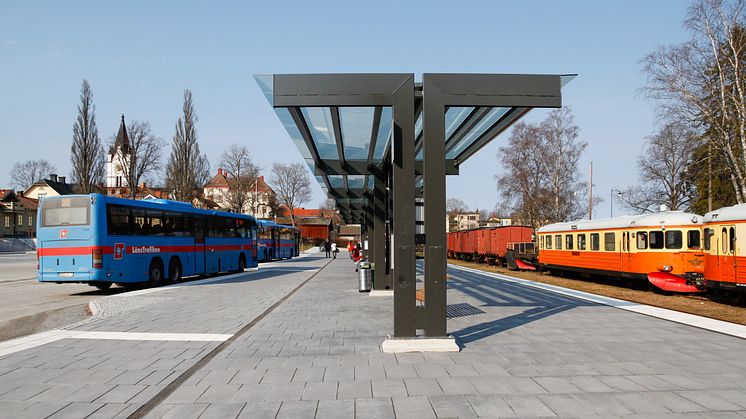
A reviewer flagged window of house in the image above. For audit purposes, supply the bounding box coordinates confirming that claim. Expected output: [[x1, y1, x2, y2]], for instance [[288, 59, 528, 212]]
[[578, 234, 586, 250], [4, 215, 9, 228], [605, 232, 615, 251], [665, 230, 683, 249], [688, 230, 700, 249], [590, 233, 599, 250], [637, 231, 648, 249], [29, 215, 33, 226], [649, 231, 664, 249], [555, 235, 562, 250], [17, 214, 22, 226], [565, 234, 574, 250]]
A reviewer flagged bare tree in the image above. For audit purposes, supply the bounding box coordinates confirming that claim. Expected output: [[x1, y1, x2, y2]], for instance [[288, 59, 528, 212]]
[[165, 90, 210, 202], [9, 159, 57, 191], [319, 198, 336, 211], [446, 198, 469, 213], [496, 108, 599, 228], [621, 121, 697, 212], [109, 117, 165, 199], [218, 144, 260, 213], [270, 162, 312, 226], [71, 79, 104, 194], [643, 0, 746, 202]]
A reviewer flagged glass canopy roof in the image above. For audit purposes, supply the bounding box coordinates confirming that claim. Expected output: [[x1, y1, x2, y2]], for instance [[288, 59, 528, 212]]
[[255, 74, 574, 222]]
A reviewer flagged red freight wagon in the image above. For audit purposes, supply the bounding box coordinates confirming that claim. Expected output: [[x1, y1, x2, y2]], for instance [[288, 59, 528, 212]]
[[448, 225, 533, 265]]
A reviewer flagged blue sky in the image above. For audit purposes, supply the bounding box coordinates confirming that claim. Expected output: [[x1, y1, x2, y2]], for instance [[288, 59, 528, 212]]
[[0, 1, 689, 217]]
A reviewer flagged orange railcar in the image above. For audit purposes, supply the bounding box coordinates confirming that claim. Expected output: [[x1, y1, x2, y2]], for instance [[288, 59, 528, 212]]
[[537, 210, 705, 292], [703, 204, 746, 293]]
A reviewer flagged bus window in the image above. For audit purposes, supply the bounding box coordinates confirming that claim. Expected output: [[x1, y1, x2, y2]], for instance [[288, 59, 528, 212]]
[[107, 205, 131, 235], [132, 208, 146, 235], [555, 235, 562, 250], [577, 234, 586, 250], [637, 232, 648, 249], [163, 211, 182, 236], [590, 233, 599, 251], [665, 230, 682, 249], [146, 210, 164, 236], [722, 228, 728, 253], [604, 232, 615, 251], [687, 230, 700, 249], [545, 235, 552, 249], [704, 228, 712, 250], [42, 197, 90, 227], [730, 226, 736, 254]]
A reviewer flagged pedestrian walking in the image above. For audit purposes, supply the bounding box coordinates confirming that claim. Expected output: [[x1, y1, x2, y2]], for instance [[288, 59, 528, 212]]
[[324, 240, 331, 258], [331, 242, 338, 259]]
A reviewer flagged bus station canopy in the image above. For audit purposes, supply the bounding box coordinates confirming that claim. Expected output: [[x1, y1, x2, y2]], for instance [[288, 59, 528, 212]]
[[255, 73, 574, 224]]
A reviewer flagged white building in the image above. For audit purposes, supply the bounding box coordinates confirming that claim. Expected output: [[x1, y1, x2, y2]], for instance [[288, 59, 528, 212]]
[[203, 169, 276, 219]]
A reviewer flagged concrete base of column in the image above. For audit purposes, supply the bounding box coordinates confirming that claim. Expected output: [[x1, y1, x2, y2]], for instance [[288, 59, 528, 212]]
[[381, 336, 460, 353], [368, 290, 394, 297]]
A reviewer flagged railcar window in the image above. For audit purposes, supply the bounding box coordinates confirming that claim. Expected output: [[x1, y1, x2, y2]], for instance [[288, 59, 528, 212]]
[[590, 233, 599, 251], [107, 205, 131, 235], [637, 232, 648, 249], [730, 227, 736, 254], [665, 230, 682, 249], [649, 231, 664, 249], [578, 234, 586, 250], [565, 234, 573, 250], [555, 235, 562, 250], [604, 232, 615, 251], [704, 228, 712, 250], [687, 230, 701, 249], [722, 228, 728, 253], [545, 236, 552, 249]]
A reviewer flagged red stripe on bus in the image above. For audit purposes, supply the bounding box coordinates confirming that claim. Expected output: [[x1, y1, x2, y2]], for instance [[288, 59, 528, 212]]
[[38, 246, 112, 256], [39, 244, 254, 256]]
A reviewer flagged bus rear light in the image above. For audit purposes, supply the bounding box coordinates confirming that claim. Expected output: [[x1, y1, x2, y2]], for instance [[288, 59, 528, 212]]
[[92, 248, 103, 269]]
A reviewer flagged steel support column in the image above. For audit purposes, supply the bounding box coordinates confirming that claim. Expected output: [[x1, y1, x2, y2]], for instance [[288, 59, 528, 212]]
[[372, 174, 389, 290], [391, 76, 416, 337], [422, 76, 448, 337]]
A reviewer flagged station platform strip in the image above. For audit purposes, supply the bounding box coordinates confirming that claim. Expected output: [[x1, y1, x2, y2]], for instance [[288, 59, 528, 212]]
[[0, 251, 745, 418]]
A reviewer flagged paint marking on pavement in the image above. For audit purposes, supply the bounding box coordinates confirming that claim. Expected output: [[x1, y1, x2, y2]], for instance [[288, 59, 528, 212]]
[[449, 264, 746, 339], [0, 330, 232, 358]]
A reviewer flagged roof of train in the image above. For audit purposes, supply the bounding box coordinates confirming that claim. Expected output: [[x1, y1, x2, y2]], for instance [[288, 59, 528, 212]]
[[537, 210, 703, 233], [704, 203, 746, 223]]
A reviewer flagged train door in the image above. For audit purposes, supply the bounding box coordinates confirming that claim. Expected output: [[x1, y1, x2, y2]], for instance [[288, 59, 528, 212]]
[[620, 231, 629, 274], [193, 216, 206, 275], [721, 226, 737, 285]]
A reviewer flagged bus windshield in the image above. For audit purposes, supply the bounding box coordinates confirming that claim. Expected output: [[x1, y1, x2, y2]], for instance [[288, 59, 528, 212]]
[[41, 197, 90, 227]]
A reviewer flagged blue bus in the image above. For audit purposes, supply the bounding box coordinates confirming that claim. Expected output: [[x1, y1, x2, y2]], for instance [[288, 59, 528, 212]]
[[37, 194, 259, 290], [256, 220, 300, 262]]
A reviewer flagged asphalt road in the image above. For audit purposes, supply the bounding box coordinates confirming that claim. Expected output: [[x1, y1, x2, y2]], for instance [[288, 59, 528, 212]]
[[0, 253, 130, 341]]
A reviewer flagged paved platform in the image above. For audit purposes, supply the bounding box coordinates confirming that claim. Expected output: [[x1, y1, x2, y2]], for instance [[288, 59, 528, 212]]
[[1, 253, 746, 418]]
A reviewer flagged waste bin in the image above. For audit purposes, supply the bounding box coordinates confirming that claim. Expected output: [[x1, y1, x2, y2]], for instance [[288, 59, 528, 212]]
[[358, 262, 372, 292]]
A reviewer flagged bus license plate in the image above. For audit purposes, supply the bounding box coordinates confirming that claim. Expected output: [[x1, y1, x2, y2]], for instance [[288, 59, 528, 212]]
[[58, 273, 74, 278]]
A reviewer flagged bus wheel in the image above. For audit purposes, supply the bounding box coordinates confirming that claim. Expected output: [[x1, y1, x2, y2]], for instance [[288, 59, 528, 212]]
[[237, 255, 246, 273], [168, 258, 182, 283], [94, 282, 112, 290], [148, 259, 164, 287]]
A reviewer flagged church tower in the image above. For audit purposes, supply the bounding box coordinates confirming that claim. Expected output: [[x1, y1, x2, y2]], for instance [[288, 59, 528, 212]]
[[106, 114, 132, 190]]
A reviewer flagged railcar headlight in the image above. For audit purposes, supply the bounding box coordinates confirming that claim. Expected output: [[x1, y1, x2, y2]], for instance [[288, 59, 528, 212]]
[[659, 265, 673, 272]]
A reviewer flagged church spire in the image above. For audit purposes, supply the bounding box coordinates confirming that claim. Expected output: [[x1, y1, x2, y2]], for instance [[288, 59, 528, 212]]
[[110, 113, 131, 155]]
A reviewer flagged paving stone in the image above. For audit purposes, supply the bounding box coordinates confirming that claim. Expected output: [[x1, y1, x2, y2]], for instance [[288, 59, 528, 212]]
[[197, 384, 241, 403], [315, 399, 354, 419], [436, 377, 479, 395], [159, 403, 208, 419], [266, 382, 305, 402], [86, 403, 129, 418], [677, 390, 744, 411], [48, 402, 104, 418], [404, 377, 443, 396], [392, 396, 436, 418], [323, 366, 354, 382], [164, 385, 208, 404], [337, 380, 372, 399], [503, 394, 556, 417], [429, 394, 477, 418], [355, 365, 386, 381], [466, 394, 515, 417], [301, 381, 338, 400], [199, 402, 246, 419], [355, 397, 395, 419], [235, 401, 281, 419], [275, 400, 318, 418], [292, 366, 325, 383], [372, 379, 408, 398]]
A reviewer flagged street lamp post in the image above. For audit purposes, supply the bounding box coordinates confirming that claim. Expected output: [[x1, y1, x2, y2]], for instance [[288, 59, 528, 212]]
[[610, 188, 623, 218]]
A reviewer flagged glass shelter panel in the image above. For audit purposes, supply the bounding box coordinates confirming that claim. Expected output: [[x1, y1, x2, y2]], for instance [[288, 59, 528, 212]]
[[340, 107, 375, 160], [301, 107, 338, 160], [446, 107, 510, 159]]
